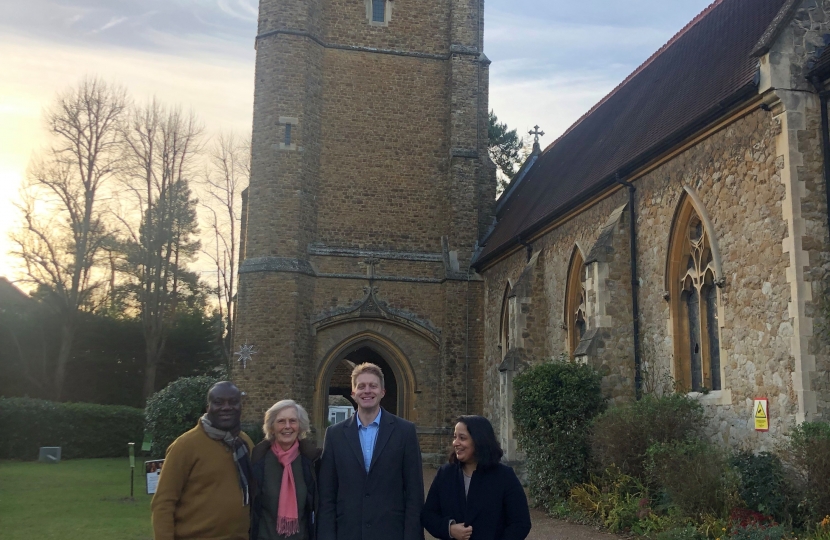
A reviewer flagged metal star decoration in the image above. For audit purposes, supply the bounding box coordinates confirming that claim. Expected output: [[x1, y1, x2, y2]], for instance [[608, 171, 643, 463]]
[[234, 342, 257, 369]]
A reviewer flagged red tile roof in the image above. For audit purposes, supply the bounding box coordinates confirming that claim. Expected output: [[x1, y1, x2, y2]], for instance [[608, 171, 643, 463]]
[[475, 0, 788, 268]]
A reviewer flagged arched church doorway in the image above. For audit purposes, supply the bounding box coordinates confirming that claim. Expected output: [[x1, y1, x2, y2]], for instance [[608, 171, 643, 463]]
[[328, 347, 398, 414], [314, 332, 417, 435]]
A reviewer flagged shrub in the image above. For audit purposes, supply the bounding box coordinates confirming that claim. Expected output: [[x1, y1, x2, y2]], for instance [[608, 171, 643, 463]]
[[729, 523, 789, 540], [786, 422, 830, 521], [591, 393, 704, 481], [512, 361, 605, 506], [731, 451, 795, 525], [648, 439, 740, 519], [569, 466, 651, 533], [0, 397, 144, 460], [145, 374, 221, 457], [654, 526, 703, 540], [807, 515, 830, 540]]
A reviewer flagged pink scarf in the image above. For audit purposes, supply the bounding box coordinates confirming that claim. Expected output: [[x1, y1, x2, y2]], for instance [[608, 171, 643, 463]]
[[270, 439, 300, 536]]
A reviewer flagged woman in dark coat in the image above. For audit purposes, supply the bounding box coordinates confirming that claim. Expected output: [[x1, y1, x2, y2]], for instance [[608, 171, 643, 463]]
[[251, 400, 321, 540], [422, 415, 531, 540]]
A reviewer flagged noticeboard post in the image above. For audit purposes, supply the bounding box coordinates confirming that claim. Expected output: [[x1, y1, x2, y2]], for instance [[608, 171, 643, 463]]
[[128, 442, 135, 499], [146, 459, 165, 495], [753, 398, 769, 432]]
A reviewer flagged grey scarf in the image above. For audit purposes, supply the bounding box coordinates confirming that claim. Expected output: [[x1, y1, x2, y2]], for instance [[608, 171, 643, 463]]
[[200, 414, 252, 506]]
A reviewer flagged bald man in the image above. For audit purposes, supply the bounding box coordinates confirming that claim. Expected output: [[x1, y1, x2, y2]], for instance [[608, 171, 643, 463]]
[[151, 382, 254, 540]]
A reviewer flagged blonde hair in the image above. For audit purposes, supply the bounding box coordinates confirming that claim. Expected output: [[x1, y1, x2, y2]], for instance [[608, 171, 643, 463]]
[[262, 400, 311, 441], [350, 362, 385, 390]]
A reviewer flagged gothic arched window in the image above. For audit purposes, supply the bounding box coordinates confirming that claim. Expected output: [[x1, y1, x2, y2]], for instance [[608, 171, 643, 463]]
[[500, 285, 511, 358], [668, 194, 722, 392], [565, 247, 587, 356]]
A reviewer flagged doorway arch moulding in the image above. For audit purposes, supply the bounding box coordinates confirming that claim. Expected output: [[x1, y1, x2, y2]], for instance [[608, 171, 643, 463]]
[[313, 330, 420, 435]]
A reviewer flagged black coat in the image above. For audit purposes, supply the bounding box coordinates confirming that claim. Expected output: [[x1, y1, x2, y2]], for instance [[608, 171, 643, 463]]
[[317, 408, 424, 540], [421, 462, 531, 540], [250, 438, 322, 540]]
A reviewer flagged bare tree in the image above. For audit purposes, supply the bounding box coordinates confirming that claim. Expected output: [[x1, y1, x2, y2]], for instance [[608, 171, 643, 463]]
[[201, 132, 250, 366], [10, 78, 127, 399], [117, 100, 203, 402]]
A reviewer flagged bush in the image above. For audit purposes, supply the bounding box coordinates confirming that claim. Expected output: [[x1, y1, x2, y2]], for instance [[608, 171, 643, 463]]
[[569, 467, 651, 533], [786, 422, 830, 521], [731, 451, 796, 525], [591, 394, 704, 481], [0, 397, 144, 460], [654, 526, 702, 540], [145, 374, 221, 457], [512, 361, 605, 506], [648, 439, 740, 519], [729, 523, 789, 540]]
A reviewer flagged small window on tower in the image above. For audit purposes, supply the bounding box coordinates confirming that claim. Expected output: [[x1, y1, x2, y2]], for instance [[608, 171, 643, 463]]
[[372, 0, 385, 22]]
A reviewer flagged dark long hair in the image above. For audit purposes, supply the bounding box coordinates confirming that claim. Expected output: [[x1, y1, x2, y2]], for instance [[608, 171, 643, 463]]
[[448, 415, 504, 469]]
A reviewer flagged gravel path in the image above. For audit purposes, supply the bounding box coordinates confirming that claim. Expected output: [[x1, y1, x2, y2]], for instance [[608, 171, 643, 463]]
[[423, 468, 618, 540]]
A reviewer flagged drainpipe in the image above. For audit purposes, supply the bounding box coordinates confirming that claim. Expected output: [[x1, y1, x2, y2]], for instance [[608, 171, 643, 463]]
[[616, 173, 643, 400], [516, 236, 533, 262]]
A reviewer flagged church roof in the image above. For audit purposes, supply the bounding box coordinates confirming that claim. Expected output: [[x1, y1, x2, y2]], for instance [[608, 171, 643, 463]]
[[474, 0, 789, 268]]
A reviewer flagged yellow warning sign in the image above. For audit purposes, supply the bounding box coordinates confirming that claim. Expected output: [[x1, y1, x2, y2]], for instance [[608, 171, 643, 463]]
[[754, 399, 769, 432]]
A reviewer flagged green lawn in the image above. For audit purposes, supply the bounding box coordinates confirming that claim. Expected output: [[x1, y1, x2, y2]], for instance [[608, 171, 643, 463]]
[[0, 458, 153, 540]]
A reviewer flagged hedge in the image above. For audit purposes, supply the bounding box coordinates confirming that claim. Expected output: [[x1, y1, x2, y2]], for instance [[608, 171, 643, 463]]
[[0, 397, 145, 460]]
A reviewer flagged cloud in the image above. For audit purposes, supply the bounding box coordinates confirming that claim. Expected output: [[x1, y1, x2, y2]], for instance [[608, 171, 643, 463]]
[[216, 0, 257, 21], [93, 15, 128, 33]]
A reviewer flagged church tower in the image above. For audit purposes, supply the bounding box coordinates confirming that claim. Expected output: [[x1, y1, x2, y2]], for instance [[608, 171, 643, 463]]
[[235, 0, 495, 456]]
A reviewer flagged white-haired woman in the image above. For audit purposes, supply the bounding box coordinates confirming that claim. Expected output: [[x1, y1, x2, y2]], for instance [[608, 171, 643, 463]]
[[250, 400, 321, 540]]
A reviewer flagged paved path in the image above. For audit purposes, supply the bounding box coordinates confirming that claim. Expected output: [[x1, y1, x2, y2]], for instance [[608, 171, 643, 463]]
[[423, 468, 618, 540]]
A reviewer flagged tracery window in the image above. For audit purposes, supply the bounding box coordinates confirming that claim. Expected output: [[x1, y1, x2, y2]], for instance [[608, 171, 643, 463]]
[[669, 197, 722, 392], [565, 248, 587, 356]]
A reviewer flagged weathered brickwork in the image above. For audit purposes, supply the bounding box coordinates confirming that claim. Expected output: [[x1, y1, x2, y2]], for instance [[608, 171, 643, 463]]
[[482, 100, 830, 452], [235, 0, 493, 456], [479, 1, 830, 454]]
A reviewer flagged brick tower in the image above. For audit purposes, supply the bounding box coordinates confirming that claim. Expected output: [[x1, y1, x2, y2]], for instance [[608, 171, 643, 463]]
[[234, 0, 495, 457]]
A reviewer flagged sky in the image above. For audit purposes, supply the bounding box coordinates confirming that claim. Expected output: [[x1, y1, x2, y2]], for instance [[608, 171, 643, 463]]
[[0, 0, 714, 282]]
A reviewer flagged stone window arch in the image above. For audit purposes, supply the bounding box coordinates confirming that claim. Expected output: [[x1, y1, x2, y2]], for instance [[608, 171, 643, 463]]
[[565, 246, 587, 356], [667, 188, 724, 392]]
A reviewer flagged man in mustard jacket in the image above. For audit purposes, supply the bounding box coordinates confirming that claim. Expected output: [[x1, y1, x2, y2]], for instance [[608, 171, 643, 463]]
[[151, 381, 254, 540]]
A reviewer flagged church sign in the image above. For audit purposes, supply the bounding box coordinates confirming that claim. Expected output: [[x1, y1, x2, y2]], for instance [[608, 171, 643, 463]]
[[753, 398, 769, 432]]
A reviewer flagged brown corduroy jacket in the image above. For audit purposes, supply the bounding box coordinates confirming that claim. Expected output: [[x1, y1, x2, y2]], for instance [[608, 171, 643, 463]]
[[151, 423, 253, 540]]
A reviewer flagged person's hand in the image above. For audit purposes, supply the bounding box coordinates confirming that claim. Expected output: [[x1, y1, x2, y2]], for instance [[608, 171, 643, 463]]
[[450, 522, 473, 540]]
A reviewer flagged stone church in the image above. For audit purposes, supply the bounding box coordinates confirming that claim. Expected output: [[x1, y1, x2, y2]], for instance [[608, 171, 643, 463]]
[[235, 0, 830, 458]]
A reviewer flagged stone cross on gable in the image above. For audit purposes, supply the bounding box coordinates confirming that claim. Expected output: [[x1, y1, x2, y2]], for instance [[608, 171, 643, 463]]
[[529, 125, 545, 145], [529, 125, 545, 153]]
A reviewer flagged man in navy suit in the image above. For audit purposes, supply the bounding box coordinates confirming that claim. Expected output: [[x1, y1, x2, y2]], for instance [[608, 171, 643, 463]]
[[318, 362, 424, 540]]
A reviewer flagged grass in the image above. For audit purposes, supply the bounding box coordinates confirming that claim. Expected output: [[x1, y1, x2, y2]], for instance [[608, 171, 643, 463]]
[[0, 458, 153, 540]]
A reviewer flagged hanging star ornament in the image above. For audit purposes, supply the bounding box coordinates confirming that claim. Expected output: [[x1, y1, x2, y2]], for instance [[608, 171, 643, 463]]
[[234, 342, 257, 369]]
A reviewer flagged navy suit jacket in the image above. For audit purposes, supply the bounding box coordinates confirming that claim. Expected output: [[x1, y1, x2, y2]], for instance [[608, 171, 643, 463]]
[[421, 462, 531, 540], [317, 408, 424, 540]]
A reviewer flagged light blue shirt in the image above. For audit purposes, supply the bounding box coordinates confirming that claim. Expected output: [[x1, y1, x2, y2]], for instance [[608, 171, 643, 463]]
[[356, 408, 382, 473]]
